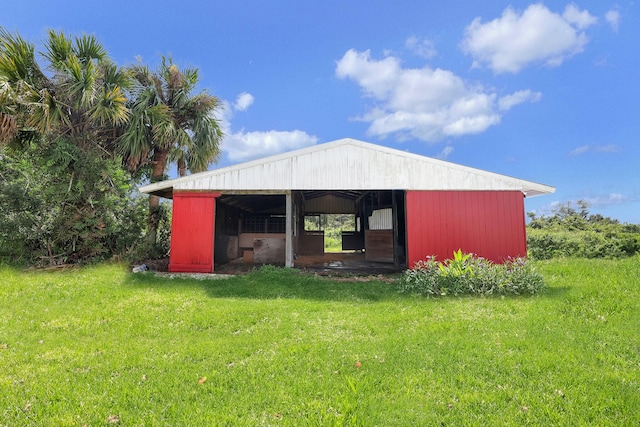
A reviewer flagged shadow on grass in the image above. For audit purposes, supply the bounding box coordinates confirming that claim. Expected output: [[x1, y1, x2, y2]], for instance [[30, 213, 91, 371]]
[[125, 266, 404, 302], [540, 286, 571, 298], [125, 265, 565, 303]]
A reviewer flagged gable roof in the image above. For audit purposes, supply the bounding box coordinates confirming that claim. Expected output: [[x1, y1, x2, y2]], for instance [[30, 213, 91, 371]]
[[139, 138, 555, 198]]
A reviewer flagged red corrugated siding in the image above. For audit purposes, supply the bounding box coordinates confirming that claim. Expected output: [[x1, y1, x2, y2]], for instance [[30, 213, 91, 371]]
[[406, 191, 526, 266], [168, 192, 220, 273]]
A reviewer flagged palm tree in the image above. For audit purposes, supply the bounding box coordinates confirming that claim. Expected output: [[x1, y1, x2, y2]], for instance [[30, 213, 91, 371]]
[[0, 29, 134, 263], [0, 28, 129, 150], [120, 57, 223, 245], [0, 28, 46, 146], [0, 75, 17, 142]]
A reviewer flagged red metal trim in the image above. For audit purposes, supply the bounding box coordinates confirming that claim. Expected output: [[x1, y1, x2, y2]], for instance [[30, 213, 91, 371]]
[[168, 192, 220, 273]]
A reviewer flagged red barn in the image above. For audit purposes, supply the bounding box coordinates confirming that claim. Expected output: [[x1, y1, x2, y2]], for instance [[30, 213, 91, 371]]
[[139, 138, 554, 272]]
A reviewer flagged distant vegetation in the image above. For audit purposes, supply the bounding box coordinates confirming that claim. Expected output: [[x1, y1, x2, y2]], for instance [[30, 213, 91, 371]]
[[526, 200, 640, 259], [305, 214, 355, 252]]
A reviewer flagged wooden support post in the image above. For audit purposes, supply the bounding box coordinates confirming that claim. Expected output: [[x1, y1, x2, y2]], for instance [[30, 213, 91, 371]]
[[285, 192, 294, 267], [392, 190, 401, 267]]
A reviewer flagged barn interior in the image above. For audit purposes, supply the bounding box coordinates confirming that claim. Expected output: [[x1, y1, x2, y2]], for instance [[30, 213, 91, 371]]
[[213, 190, 407, 272]]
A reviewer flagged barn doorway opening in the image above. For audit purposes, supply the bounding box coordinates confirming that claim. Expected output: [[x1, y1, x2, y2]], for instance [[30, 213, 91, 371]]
[[303, 214, 357, 253], [211, 190, 407, 271]]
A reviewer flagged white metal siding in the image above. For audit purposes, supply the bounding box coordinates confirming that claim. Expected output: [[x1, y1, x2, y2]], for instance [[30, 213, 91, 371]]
[[140, 138, 555, 197], [369, 208, 393, 230]]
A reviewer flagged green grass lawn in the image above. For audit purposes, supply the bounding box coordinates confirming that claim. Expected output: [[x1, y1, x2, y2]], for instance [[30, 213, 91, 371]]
[[1, 259, 639, 426]]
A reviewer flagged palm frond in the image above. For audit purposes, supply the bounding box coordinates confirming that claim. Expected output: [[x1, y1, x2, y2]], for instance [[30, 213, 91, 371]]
[[73, 34, 107, 64], [0, 111, 17, 143], [102, 62, 131, 91], [149, 105, 177, 150], [43, 30, 73, 71], [152, 74, 166, 105], [118, 108, 153, 170], [128, 64, 153, 89], [27, 88, 72, 133], [190, 115, 222, 168], [59, 55, 98, 111], [0, 75, 15, 107], [89, 86, 129, 126], [0, 28, 46, 85], [182, 67, 199, 88]]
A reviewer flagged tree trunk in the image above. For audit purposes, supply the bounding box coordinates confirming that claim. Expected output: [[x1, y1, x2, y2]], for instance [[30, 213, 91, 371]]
[[147, 148, 169, 246], [177, 156, 186, 177]]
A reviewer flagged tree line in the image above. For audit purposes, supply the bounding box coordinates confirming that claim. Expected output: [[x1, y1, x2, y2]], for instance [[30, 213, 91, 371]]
[[0, 28, 223, 266], [526, 200, 640, 259]]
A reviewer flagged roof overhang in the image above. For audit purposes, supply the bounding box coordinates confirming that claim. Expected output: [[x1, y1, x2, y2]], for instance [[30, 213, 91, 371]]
[[138, 138, 556, 199]]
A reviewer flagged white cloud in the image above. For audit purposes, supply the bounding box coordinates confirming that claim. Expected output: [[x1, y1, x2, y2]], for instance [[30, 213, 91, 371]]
[[569, 144, 620, 156], [498, 90, 542, 111], [594, 144, 620, 153], [216, 99, 234, 128], [223, 130, 318, 162], [336, 50, 402, 100], [436, 146, 454, 160], [562, 4, 598, 29], [233, 92, 255, 112], [461, 4, 597, 73], [215, 93, 318, 162], [335, 49, 538, 142], [605, 9, 621, 32], [405, 36, 437, 59], [569, 144, 591, 156], [585, 193, 631, 207]]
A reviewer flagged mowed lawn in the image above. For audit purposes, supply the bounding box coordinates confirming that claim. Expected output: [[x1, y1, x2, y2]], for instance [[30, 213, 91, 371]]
[[1, 259, 638, 426]]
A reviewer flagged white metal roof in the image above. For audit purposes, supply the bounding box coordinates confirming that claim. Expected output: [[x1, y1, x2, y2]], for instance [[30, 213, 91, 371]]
[[139, 138, 555, 198]]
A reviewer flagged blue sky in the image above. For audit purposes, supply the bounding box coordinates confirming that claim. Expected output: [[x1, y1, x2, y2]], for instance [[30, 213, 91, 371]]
[[2, 0, 638, 222]]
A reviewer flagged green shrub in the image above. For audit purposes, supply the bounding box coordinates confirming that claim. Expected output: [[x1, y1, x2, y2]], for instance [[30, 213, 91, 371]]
[[399, 252, 545, 296], [125, 200, 172, 263], [527, 229, 640, 260], [0, 142, 148, 266]]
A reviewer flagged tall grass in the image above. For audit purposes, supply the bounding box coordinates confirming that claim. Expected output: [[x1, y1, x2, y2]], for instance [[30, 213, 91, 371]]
[[1, 259, 638, 425]]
